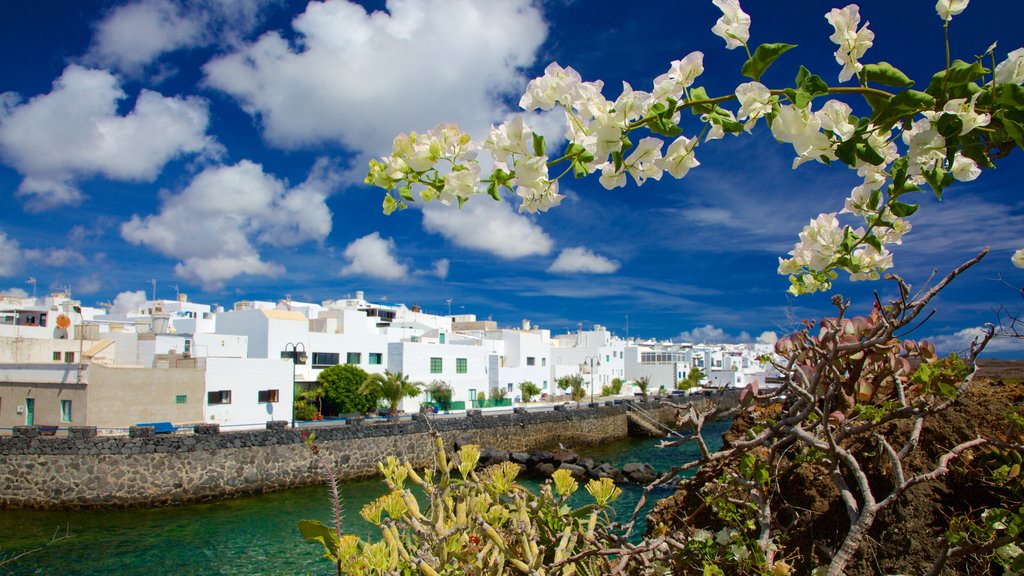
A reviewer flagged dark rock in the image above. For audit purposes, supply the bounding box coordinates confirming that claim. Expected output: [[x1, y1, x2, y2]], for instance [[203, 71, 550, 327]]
[[550, 449, 578, 464], [534, 462, 556, 477], [510, 452, 530, 465], [558, 463, 586, 478], [480, 447, 509, 466]]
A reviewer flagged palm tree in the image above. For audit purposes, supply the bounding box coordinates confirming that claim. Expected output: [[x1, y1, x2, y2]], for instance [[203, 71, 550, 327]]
[[360, 370, 423, 416]]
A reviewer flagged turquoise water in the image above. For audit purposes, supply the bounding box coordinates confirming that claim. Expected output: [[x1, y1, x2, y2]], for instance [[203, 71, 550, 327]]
[[0, 420, 728, 575]]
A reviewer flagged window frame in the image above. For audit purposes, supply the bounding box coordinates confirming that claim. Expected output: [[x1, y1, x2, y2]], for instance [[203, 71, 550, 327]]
[[60, 399, 72, 423], [430, 357, 443, 374], [311, 352, 340, 368], [258, 389, 280, 403], [456, 358, 468, 374], [346, 352, 362, 365], [207, 390, 231, 405], [368, 352, 383, 365]]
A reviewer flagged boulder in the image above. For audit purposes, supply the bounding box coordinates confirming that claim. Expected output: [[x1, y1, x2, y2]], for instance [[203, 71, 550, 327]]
[[558, 463, 587, 479], [534, 462, 556, 477], [550, 449, 578, 465]]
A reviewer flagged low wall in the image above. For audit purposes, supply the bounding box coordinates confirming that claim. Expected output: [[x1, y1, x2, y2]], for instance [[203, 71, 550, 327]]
[[0, 402, 680, 509]]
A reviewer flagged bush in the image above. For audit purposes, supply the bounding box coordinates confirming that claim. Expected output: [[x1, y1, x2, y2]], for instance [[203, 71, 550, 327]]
[[519, 381, 541, 402], [292, 399, 317, 421], [426, 380, 453, 410], [490, 386, 507, 401], [319, 364, 376, 416]]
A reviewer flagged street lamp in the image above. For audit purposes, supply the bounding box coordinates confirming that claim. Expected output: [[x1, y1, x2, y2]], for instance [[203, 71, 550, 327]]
[[580, 356, 601, 405], [281, 342, 307, 427]]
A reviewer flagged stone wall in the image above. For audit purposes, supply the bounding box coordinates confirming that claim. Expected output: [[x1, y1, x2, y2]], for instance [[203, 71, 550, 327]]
[[0, 402, 680, 509]]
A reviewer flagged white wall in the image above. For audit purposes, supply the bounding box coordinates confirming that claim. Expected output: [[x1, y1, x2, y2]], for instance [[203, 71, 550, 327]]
[[388, 341, 489, 410], [203, 357, 294, 430]]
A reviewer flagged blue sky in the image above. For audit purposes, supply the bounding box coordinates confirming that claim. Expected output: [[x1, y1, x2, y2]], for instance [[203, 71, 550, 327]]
[[0, 0, 1022, 357]]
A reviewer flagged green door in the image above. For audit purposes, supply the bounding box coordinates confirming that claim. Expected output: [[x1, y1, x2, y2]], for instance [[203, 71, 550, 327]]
[[468, 389, 476, 408], [25, 398, 34, 426]]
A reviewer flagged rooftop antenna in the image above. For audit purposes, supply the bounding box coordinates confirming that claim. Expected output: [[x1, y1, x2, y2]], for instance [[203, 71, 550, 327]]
[[625, 314, 629, 340], [26, 277, 36, 299], [446, 297, 453, 316], [169, 284, 180, 300], [150, 278, 157, 302]]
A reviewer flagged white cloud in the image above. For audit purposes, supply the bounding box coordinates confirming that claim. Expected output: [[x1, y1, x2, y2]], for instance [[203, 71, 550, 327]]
[[0, 231, 22, 277], [111, 290, 149, 313], [87, 0, 277, 75], [22, 248, 86, 267], [0, 65, 213, 210], [431, 258, 450, 280], [73, 274, 104, 295], [203, 0, 546, 152], [339, 232, 409, 280], [675, 324, 776, 345], [1, 287, 29, 298], [120, 160, 333, 289], [548, 247, 621, 274], [422, 199, 554, 259], [928, 327, 1024, 356]]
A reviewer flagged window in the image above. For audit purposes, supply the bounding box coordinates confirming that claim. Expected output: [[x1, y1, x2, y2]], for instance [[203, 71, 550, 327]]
[[64, 351, 75, 363], [60, 400, 72, 423], [368, 352, 383, 365], [258, 389, 280, 403], [606, 355, 610, 363], [456, 358, 468, 374], [207, 390, 231, 405], [175, 395, 187, 404], [430, 357, 443, 374], [439, 333, 445, 344], [542, 358, 547, 366], [312, 352, 339, 367], [346, 352, 361, 365], [53, 351, 61, 361], [526, 356, 535, 366]]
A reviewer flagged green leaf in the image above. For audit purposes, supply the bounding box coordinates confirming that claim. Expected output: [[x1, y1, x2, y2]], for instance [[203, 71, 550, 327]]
[[398, 184, 414, 202], [923, 167, 954, 200], [532, 132, 545, 157], [855, 142, 886, 166], [871, 90, 935, 130], [686, 86, 714, 115], [485, 181, 501, 201], [863, 233, 883, 252], [889, 201, 919, 217], [925, 60, 990, 98], [998, 113, 1024, 150], [993, 83, 1024, 107], [741, 43, 797, 81], [835, 139, 858, 167], [861, 62, 915, 87], [298, 520, 340, 561], [795, 66, 829, 98], [935, 113, 964, 138]]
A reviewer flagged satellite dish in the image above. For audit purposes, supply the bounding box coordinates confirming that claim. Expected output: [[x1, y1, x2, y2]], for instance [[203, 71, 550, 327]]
[[56, 314, 71, 329]]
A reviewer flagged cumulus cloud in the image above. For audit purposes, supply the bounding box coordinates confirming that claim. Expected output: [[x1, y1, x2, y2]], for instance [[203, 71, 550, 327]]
[[928, 327, 1024, 355], [548, 247, 620, 274], [0, 231, 22, 277], [431, 258, 450, 280], [675, 324, 778, 345], [0, 65, 212, 210], [120, 160, 333, 289], [339, 233, 409, 280], [1, 287, 29, 298], [111, 290, 149, 313], [203, 0, 546, 152], [422, 199, 553, 259], [87, 0, 277, 75], [22, 248, 87, 267]]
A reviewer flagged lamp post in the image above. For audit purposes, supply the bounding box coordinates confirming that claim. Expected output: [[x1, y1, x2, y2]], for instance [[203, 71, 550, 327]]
[[581, 356, 600, 405], [281, 342, 307, 427]]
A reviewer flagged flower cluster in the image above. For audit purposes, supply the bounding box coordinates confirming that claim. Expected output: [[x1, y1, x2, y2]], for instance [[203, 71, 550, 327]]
[[366, 0, 1024, 293]]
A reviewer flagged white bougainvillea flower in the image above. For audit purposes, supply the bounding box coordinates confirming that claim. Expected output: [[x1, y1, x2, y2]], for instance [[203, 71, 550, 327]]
[[850, 244, 894, 281], [598, 162, 627, 190], [950, 152, 981, 181], [995, 47, 1024, 85], [711, 0, 751, 50], [483, 116, 533, 168], [516, 180, 563, 213], [519, 62, 582, 111], [652, 52, 704, 102], [735, 81, 772, 126], [943, 93, 991, 135], [570, 80, 609, 121], [658, 135, 700, 178], [610, 82, 652, 124], [1012, 248, 1024, 268], [782, 213, 846, 273], [771, 104, 835, 167], [624, 137, 664, 185], [936, 0, 970, 21], [825, 4, 874, 82], [439, 163, 481, 205], [816, 99, 856, 141]]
